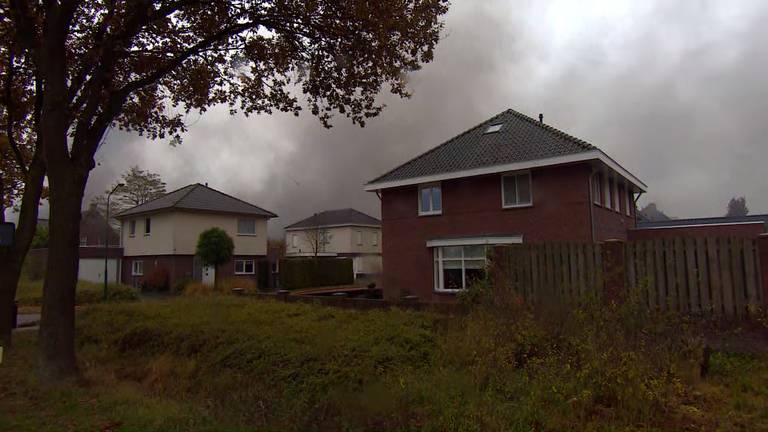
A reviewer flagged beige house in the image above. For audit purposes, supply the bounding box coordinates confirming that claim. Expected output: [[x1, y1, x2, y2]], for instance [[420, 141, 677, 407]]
[[116, 183, 276, 288], [284, 208, 382, 277]]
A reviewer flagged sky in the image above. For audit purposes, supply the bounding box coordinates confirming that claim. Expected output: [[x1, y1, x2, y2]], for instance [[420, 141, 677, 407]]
[[19, 0, 768, 237]]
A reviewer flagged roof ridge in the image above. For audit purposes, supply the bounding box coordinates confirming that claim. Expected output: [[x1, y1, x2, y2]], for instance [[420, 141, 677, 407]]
[[504, 108, 595, 151], [114, 183, 196, 217], [366, 109, 510, 184], [191, 183, 277, 218]]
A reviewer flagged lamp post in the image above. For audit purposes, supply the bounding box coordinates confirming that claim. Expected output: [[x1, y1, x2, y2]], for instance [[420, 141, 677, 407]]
[[104, 183, 124, 300]]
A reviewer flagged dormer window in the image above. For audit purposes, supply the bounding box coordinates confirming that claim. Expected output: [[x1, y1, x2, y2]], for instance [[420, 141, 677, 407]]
[[484, 123, 503, 134]]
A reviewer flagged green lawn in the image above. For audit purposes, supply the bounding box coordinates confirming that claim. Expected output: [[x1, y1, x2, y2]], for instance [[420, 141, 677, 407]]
[[15, 278, 137, 306], [1, 296, 767, 431]]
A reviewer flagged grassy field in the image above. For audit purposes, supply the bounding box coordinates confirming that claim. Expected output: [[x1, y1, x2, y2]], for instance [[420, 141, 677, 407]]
[[15, 278, 138, 306], [1, 296, 767, 431]]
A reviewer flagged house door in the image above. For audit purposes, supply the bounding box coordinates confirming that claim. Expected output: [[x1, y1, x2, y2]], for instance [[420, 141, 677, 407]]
[[202, 264, 215, 286]]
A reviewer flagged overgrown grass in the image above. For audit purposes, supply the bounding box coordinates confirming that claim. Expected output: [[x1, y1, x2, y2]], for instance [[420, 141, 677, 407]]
[[1, 296, 767, 431], [15, 278, 138, 306]]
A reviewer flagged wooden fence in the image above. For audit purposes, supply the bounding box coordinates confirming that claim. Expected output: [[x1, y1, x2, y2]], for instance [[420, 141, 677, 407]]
[[626, 238, 763, 317], [491, 243, 604, 303], [490, 237, 766, 318]]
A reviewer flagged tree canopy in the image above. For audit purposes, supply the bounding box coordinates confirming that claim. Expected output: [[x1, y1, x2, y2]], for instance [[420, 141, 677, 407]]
[[726, 196, 749, 217], [196, 227, 234, 267]]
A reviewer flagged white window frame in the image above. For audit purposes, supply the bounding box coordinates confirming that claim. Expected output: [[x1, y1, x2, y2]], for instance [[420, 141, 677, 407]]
[[132, 260, 144, 276], [418, 182, 442, 216], [129, 220, 136, 237], [372, 232, 379, 246], [291, 234, 298, 248], [613, 179, 620, 212], [237, 218, 257, 236], [234, 259, 255, 275], [501, 171, 533, 208], [355, 230, 363, 246], [593, 174, 602, 206], [144, 217, 151, 236], [433, 245, 488, 292], [604, 176, 612, 210]]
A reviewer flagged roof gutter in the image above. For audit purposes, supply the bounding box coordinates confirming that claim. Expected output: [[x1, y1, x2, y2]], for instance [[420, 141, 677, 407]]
[[364, 149, 647, 193]]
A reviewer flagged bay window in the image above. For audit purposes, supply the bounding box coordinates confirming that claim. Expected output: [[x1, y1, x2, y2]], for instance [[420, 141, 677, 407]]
[[433, 245, 487, 292]]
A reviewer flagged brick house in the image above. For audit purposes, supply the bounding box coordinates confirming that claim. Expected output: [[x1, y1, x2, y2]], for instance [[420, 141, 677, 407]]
[[115, 183, 276, 289], [365, 109, 647, 302]]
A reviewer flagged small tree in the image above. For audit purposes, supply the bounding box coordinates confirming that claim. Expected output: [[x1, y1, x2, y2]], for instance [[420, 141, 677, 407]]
[[303, 227, 331, 257], [90, 166, 167, 229], [196, 228, 234, 289], [726, 196, 749, 217]]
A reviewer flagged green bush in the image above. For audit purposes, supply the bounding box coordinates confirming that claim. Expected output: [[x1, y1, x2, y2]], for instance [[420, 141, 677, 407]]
[[16, 279, 138, 305], [279, 257, 353, 290]]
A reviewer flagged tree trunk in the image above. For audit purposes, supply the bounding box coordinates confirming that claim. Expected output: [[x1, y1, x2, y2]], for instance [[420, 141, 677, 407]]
[[38, 174, 88, 380], [0, 160, 46, 348]]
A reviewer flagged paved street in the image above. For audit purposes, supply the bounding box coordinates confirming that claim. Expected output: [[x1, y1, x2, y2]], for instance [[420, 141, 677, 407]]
[[16, 313, 40, 328]]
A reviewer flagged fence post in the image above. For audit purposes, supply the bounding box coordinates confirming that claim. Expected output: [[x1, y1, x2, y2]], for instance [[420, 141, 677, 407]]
[[602, 239, 627, 303], [758, 234, 768, 308]]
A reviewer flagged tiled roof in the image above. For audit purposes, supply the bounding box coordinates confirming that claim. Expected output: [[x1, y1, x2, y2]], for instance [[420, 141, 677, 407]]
[[636, 214, 768, 229], [115, 183, 277, 218], [367, 109, 596, 185], [284, 208, 380, 230]]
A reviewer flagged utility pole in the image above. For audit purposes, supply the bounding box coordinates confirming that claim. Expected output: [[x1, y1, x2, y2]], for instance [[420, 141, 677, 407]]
[[103, 183, 124, 300]]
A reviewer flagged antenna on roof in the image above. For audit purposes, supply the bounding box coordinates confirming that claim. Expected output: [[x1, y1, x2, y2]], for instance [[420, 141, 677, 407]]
[[205, 182, 208, 187], [538, 113, 544, 123]]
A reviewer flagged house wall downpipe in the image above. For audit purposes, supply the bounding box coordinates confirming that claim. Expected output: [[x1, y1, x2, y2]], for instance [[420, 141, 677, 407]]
[[588, 169, 597, 243]]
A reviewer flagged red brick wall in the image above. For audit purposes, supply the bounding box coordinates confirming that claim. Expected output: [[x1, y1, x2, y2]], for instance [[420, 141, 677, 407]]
[[628, 223, 765, 241], [381, 163, 630, 302], [122, 255, 264, 289]]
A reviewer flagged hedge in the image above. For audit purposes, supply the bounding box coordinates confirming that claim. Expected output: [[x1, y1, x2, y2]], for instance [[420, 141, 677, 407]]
[[279, 257, 353, 290]]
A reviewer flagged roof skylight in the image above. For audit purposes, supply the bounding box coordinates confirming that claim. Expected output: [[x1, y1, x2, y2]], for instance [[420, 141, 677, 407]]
[[484, 123, 503, 134]]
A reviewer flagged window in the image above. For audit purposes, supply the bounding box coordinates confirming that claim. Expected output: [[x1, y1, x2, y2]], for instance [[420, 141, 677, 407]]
[[418, 183, 442, 215], [484, 123, 503, 134], [372, 232, 379, 246], [356, 230, 363, 246], [613, 180, 620, 211], [291, 234, 297, 248], [144, 218, 151, 236], [605, 177, 613, 210], [501, 171, 532, 208], [433, 245, 487, 292], [129, 220, 136, 237], [235, 259, 255, 274], [592, 174, 602, 205], [237, 218, 256, 235], [80, 236, 88, 246], [625, 188, 633, 216], [132, 260, 144, 276]]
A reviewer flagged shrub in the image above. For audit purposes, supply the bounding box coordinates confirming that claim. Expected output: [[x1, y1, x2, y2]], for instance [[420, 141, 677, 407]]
[[279, 257, 353, 290], [144, 265, 170, 291], [172, 277, 193, 293], [219, 276, 257, 293]]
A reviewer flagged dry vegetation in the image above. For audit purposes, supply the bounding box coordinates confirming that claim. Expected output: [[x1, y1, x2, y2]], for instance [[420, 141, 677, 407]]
[[1, 296, 767, 431]]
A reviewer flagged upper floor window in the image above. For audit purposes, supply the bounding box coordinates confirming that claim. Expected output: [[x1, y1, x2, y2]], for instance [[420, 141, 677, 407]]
[[611, 179, 619, 212], [237, 218, 256, 235], [291, 234, 298, 248], [129, 220, 136, 237], [372, 232, 379, 246], [144, 218, 151, 236], [419, 183, 442, 216], [355, 230, 363, 246], [605, 177, 613, 210], [625, 188, 633, 216], [502, 171, 532, 208], [592, 174, 603, 205]]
